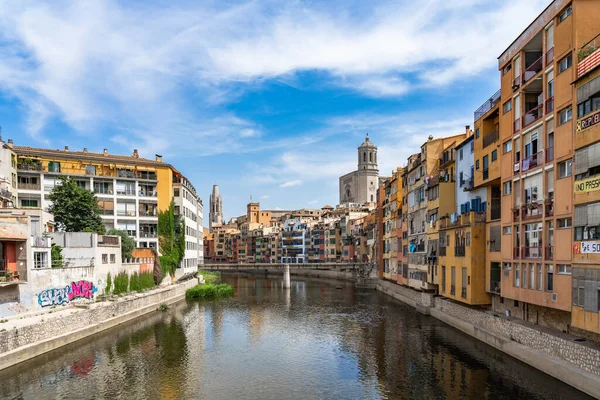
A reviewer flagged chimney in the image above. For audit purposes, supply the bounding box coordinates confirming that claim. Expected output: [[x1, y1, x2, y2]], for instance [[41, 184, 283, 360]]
[[465, 125, 471, 135], [7, 139, 13, 149], [64, 146, 69, 152], [133, 149, 139, 158], [83, 148, 88, 153], [103, 148, 108, 156], [155, 154, 162, 162]]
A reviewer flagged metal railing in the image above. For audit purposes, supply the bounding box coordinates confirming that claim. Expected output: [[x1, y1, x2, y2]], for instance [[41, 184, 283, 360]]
[[514, 118, 521, 133], [94, 188, 113, 194], [482, 129, 499, 148], [139, 191, 157, 197], [17, 163, 43, 171], [98, 209, 114, 215], [522, 103, 544, 128], [545, 47, 554, 65], [522, 55, 543, 83], [545, 246, 554, 260], [523, 246, 542, 259], [578, 33, 600, 62], [116, 189, 136, 196], [522, 202, 543, 220], [474, 89, 501, 121], [140, 232, 158, 238], [18, 182, 41, 190], [545, 97, 554, 114], [546, 147, 554, 163], [521, 150, 544, 172]]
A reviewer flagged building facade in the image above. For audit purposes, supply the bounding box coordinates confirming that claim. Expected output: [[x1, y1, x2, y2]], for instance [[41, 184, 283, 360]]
[[209, 184, 224, 230], [339, 135, 380, 205]]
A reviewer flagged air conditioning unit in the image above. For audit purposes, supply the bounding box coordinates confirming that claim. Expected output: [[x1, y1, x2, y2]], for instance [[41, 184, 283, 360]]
[[552, 293, 558, 302]]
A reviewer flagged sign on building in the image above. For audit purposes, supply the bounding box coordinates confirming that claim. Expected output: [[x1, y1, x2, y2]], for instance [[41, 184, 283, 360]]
[[575, 176, 600, 194]]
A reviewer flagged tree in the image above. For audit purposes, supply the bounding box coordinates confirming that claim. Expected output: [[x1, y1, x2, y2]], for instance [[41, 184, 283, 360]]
[[107, 229, 135, 259], [48, 176, 105, 233], [158, 201, 185, 279], [51, 243, 64, 268]]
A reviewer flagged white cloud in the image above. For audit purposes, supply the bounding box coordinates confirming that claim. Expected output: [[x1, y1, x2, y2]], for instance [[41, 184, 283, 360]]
[[279, 180, 303, 188], [0, 0, 549, 153], [308, 199, 319, 205]]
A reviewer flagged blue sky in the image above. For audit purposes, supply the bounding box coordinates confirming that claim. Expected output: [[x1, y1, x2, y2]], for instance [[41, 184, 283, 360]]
[[0, 0, 549, 221]]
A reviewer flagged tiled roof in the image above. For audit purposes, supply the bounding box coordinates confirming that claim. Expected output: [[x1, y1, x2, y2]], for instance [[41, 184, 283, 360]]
[[14, 146, 168, 166]]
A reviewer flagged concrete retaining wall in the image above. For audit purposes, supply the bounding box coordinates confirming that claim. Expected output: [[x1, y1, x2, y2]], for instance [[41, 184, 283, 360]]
[[0, 280, 196, 372], [376, 279, 600, 399]]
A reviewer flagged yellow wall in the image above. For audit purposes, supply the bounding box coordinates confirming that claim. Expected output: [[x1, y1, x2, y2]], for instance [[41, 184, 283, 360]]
[[157, 166, 173, 211]]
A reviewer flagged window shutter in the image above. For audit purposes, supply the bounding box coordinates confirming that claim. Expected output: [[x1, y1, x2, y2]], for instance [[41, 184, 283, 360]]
[[574, 147, 589, 176], [589, 141, 600, 170], [588, 202, 600, 226]]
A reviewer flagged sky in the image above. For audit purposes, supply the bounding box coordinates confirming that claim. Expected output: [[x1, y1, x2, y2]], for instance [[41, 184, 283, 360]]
[[0, 0, 550, 221]]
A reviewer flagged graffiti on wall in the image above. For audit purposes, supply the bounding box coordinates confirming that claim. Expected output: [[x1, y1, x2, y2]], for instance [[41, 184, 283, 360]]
[[38, 281, 97, 307]]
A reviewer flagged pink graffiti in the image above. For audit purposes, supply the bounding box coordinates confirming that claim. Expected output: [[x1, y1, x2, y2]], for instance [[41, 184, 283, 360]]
[[68, 281, 97, 301]]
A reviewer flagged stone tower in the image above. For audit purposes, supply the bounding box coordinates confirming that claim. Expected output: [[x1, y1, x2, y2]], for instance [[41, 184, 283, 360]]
[[358, 134, 378, 171], [339, 134, 380, 205], [209, 185, 223, 230]]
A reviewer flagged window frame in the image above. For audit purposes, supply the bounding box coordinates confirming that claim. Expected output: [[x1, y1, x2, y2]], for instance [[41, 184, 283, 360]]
[[558, 106, 572, 125], [558, 159, 572, 178], [503, 181, 512, 195], [503, 100, 512, 114], [492, 150, 498, 162], [558, 53, 572, 74], [503, 141, 512, 153]]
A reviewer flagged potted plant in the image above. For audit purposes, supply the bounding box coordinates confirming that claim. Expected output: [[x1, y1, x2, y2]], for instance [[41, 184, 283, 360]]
[[5, 271, 12, 282], [0, 276, 5, 283]]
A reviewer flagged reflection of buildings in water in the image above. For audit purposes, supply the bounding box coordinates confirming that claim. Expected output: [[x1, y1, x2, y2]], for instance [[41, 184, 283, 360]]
[[210, 303, 225, 341], [285, 287, 291, 311], [248, 306, 263, 343], [184, 301, 207, 397]]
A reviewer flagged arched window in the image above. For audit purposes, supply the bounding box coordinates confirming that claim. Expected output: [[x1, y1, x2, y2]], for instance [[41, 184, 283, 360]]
[[363, 152, 367, 162], [369, 152, 372, 162]]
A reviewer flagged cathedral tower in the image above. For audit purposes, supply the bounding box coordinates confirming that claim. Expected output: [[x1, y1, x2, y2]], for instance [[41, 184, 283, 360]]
[[209, 185, 223, 229]]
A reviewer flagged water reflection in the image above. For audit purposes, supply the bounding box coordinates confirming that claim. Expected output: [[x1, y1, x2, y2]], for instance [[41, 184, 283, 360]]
[[0, 274, 592, 400]]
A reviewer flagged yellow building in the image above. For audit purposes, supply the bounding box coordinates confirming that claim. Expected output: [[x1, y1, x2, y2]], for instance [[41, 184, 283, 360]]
[[14, 145, 175, 249]]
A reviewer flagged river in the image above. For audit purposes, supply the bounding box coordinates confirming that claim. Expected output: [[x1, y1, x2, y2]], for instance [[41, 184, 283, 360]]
[[0, 274, 592, 399]]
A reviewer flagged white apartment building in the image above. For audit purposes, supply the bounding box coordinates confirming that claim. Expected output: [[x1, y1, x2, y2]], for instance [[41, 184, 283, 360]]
[[173, 171, 203, 274]]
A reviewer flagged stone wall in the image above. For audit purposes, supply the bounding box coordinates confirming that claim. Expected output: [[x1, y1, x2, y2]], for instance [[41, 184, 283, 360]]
[[0, 280, 196, 371]]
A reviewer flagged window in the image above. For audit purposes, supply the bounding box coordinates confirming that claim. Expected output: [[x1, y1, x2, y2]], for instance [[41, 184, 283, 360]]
[[503, 181, 512, 195], [110, 254, 116, 264], [475, 128, 480, 139], [558, 53, 572, 74], [522, 263, 528, 288], [466, 232, 471, 246], [503, 226, 512, 235], [557, 218, 572, 228], [546, 264, 554, 291], [470, 141, 474, 153], [558, 5, 571, 23], [174, 189, 180, 197], [530, 264, 535, 289], [48, 161, 61, 173], [503, 100, 512, 114], [459, 172, 464, 187], [34, 252, 48, 269], [503, 141, 512, 153], [492, 150, 498, 162], [537, 264, 543, 290], [558, 159, 572, 178], [503, 64, 512, 75], [102, 254, 108, 264], [577, 93, 600, 118], [515, 263, 520, 287], [558, 264, 571, 275], [476, 160, 480, 170], [558, 106, 572, 124], [459, 148, 463, 161], [21, 199, 39, 208], [85, 165, 96, 175]]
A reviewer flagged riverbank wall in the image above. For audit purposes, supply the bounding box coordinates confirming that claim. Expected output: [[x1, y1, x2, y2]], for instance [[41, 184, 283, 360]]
[[376, 279, 600, 399], [0, 279, 197, 372]]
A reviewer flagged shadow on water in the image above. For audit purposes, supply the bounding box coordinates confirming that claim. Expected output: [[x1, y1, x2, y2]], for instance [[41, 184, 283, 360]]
[[0, 273, 593, 400]]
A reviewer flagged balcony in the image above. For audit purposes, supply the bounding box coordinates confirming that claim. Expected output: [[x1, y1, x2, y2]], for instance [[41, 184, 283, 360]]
[[512, 77, 521, 91], [98, 235, 119, 246], [98, 209, 114, 215], [545, 97, 554, 114], [545, 246, 554, 260], [577, 33, 600, 77], [514, 118, 521, 133], [139, 210, 157, 217], [94, 188, 113, 195], [545, 199, 554, 217], [462, 178, 474, 191], [116, 189, 136, 196], [522, 104, 544, 128], [512, 207, 520, 222], [545, 47, 554, 65], [139, 189, 157, 197], [522, 202, 543, 220], [514, 161, 520, 175], [17, 162, 43, 172], [522, 246, 542, 259], [490, 280, 501, 295], [461, 287, 467, 299], [455, 246, 465, 257], [521, 151, 543, 172], [482, 129, 499, 148], [0, 188, 11, 199], [18, 182, 41, 190], [474, 89, 501, 121], [137, 172, 157, 181], [522, 55, 543, 84], [545, 147, 554, 163], [513, 247, 520, 259]]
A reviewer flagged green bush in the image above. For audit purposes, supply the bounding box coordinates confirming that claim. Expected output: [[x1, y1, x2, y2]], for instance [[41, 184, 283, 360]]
[[113, 271, 130, 295], [105, 272, 112, 294], [130, 272, 140, 292], [198, 270, 220, 284], [185, 283, 234, 300], [139, 272, 155, 290]]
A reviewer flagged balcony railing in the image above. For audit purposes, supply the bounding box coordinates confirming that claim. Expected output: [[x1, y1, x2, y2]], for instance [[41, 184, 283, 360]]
[[545, 97, 554, 114], [474, 89, 501, 121], [577, 34, 600, 77], [522, 202, 543, 220], [546, 147, 554, 163], [116, 189, 136, 196], [512, 207, 520, 222], [98, 209, 114, 215], [140, 232, 158, 238], [455, 246, 465, 257], [522, 104, 544, 128], [512, 77, 521, 91], [578, 33, 600, 62], [94, 188, 113, 195], [461, 287, 467, 299], [523, 246, 542, 259], [17, 163, 43, 172], [139, 210, 157, 217], [545, 246, 554, 260], [514, 118, 521, 133], [522, 55, 543, 84], [463, 178, 474, 191], [513, 247, 520, 259], [98, 235, 119, 246], [545, 47, 554, 65], [521, 150, 543, 172], [545, 199, 554, 217], [139, 190, 157, 197], [482, 129, 499, 148], [18, 182, 41, 190]]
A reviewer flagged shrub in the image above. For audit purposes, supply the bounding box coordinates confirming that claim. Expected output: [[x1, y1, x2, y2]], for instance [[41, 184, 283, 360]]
[[105, 272, 112, 294], [113, 271, 130, 295], [139, 272, 155, 290], [130, 272, 140, 292], [198, 270, 220, 284], [51, 244, 64, 268], [185, 283, 234, 300]]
